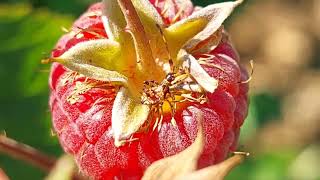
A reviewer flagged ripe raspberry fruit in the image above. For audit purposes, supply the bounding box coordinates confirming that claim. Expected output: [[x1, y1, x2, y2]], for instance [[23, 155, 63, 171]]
[[48, 0, 248, 179]]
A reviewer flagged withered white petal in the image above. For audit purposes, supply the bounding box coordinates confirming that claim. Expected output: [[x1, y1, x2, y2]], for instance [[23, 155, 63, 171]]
[[179, 50, 218, 93], [181, 83, 203, 93]]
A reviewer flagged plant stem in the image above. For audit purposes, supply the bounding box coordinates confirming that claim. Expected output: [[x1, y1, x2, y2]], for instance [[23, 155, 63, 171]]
[[0, 135, 56, 172]]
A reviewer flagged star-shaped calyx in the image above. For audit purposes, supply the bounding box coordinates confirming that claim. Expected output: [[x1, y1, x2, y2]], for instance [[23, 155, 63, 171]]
[[44, 0, 243, 147]]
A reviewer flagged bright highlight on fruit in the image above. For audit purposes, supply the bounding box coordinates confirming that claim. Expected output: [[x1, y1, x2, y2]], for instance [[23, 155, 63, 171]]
[[48, 0, 249, 179]]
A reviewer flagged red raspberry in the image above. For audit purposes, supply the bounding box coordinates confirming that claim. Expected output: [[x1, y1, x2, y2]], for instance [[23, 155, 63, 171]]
[[49, 1, 248, 179]]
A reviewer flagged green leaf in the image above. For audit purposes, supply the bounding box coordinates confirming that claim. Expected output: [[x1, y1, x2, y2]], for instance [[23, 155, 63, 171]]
[[226, 150, 298, 180]]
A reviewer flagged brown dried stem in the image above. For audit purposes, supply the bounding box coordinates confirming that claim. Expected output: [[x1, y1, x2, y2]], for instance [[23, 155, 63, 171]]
[[0, 135, 56, 172]]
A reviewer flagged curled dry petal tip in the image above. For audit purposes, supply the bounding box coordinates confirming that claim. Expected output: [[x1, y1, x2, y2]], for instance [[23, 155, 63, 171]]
[[179, 50, 218, 93]]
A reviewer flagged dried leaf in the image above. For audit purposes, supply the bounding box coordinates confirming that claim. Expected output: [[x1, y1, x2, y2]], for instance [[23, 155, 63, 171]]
[[142, 110, 204, 180], [179, 50, 218, 93], [112, 87, 150, 147], [179, 152, 249, 180], [165, 0, 242, 54]]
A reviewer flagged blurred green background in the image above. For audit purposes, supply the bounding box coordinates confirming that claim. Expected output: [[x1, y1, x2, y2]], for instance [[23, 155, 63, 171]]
[[0, 0, 319, 179]]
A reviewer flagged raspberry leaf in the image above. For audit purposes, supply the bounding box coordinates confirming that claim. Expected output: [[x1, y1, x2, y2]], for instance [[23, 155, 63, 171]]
[[112, 87, 150, 147], [165, 0, 242, 54]]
